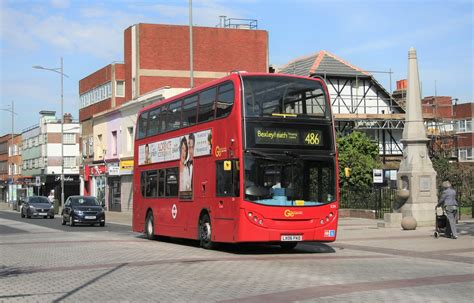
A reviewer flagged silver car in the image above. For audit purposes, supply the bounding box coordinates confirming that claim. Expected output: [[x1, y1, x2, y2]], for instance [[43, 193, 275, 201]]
[[21, 196, 55, 219]]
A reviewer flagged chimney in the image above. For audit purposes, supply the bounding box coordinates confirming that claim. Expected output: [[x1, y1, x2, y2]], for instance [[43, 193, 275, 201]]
[[63, 113, 73, 123]]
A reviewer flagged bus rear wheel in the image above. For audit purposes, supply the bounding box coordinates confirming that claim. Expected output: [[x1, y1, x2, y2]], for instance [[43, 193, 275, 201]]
[[145, 212, 156, 240], [199, 213, 215, 250]]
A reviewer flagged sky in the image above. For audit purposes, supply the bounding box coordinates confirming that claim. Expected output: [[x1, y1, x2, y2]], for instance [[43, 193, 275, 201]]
[[1, 0, 473, 134]]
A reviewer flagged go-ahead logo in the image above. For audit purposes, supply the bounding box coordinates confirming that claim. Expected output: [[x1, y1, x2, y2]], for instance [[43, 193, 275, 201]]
[[284, 209, 303, 217]]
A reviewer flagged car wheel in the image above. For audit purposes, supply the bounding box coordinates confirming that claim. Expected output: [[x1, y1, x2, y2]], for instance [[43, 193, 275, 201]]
[[69, 215, 75, 227], [145, 212, 156, 240], [50, 215, 54, 219], [199, 213, 216, 250], [100, 222, 105, 227], [61, 216, 66, 225]]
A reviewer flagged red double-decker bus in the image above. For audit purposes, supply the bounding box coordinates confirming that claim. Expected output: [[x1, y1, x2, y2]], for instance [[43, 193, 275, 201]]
[[133, 72, 338, 249]]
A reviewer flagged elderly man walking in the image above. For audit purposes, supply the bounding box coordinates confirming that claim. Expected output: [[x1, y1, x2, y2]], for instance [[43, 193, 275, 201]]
[[437, 181, 459, 239]]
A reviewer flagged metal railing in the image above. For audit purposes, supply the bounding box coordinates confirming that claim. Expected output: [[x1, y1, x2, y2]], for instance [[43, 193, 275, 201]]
[[340, 185, 396, 219]]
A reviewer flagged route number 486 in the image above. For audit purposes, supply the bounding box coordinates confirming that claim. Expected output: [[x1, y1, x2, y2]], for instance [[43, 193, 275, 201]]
[[305, 132, 320, 145]]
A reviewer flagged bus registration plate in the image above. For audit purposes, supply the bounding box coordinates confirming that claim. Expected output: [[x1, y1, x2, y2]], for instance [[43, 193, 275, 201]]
[[281, 235, 302, 241]]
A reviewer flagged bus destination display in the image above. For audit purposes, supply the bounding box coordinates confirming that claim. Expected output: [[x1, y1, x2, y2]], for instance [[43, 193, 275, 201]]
[[255, 128, 323, 146]]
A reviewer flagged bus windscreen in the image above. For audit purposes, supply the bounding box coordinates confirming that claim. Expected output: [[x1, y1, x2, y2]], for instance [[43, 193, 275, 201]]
[[244, 153, 336, 206], [243, 76, 329, 119]]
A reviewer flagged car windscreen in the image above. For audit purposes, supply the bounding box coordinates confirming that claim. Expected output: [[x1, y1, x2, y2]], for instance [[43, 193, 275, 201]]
[[28, 197, 51, 204], [70, 197, 100, 206]]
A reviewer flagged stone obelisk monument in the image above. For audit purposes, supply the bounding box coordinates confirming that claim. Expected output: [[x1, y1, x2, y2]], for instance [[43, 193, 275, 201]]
[[396, 47, 437, 227]]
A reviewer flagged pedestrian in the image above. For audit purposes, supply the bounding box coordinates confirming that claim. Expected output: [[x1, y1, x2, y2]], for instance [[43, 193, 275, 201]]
[[48, 190, 55, 204], [436, 181, 459, 239]]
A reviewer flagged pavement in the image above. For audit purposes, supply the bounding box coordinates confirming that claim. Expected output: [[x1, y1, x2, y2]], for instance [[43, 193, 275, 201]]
[[1, 201, 473, 302]]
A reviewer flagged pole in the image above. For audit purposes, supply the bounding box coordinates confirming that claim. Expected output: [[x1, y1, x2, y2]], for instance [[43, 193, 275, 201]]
[[11, 101, 14, 204], [189, 0, 194, 88], [61, 57, 64, 208]]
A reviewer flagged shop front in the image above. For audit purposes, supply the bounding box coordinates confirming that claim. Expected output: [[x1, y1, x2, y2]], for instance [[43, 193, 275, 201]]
[[89, 164, 106, 207], [107, 162, 121, 212]]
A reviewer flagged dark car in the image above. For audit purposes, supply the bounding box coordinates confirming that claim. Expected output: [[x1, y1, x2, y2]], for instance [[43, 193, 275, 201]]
[[21, 196, 55, 219], [61, 196, 105, 227]]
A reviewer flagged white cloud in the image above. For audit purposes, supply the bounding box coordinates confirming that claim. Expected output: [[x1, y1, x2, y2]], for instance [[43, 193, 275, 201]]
[[0, 1, 250, 60], [51, 0, 70, 9]]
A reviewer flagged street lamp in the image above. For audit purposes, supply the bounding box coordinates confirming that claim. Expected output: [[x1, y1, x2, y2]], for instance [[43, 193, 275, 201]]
[[33, 58, 69, 207]]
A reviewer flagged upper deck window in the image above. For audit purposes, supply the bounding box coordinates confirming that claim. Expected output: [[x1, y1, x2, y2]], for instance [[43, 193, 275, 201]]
[[243, 76, 329, 119]]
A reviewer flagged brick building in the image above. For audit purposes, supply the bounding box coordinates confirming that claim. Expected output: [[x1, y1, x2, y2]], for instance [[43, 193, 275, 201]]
[[0, 134, 10, 202], [79, 22, 268, 211], [453, 102, 473, 162]]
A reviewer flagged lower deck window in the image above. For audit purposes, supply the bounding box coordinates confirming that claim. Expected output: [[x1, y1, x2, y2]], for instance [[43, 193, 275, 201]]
[[141, 167, 179, 198]]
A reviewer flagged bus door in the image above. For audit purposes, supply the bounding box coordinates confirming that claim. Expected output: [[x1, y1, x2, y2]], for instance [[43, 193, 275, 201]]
[[156, 168, 187, 235], [213, 159, 240, 242]]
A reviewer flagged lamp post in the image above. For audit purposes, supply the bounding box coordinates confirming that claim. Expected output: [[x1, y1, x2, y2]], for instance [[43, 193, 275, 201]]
[[33, 58, 68, 207]]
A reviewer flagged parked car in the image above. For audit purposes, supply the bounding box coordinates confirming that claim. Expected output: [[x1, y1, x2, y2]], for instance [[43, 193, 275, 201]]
[[61, 196, 105, 227], [21, 196, 55, 219]]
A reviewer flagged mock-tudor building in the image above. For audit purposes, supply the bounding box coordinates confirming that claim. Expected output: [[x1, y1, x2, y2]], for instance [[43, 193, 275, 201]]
[[278, 50, 405, 165]]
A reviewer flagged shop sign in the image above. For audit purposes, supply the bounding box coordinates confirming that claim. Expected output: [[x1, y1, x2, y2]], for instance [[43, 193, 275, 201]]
[[90, 165, 106, 176], [53, 175, 79, 183], [120, 160, 134, 175], [107, 162, 120, 176]]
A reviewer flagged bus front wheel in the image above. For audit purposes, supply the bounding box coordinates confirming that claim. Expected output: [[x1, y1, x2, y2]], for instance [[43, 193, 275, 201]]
[[145, 212, 156, 240], [199, 213, 215, 250]]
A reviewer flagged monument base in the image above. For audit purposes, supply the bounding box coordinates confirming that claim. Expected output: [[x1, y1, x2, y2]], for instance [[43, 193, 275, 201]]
[[400, 202, 435, 227]]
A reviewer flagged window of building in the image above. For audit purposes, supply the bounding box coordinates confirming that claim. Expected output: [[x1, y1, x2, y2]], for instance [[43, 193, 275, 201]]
[[64, 133, 76, 144], [64, 157, 76, 168], [79, 82, 112, 109], [116, 81, 125, 97], [112, 131, 118, 156], [88, 137, 94, 157], [127, 127, 133, 152], [82, 138, 88, 158], [459, 148, 473, 161], [97, 134, 103, 156], [455, 119, 472, 133]]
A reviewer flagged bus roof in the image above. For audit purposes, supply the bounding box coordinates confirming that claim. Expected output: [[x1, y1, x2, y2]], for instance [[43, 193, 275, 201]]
[[138, 72, 325, 115]]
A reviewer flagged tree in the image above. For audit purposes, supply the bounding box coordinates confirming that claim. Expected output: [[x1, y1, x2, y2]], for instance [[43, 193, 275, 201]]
[[337, 131, 381, 189], [431, 150, 474, 205]]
